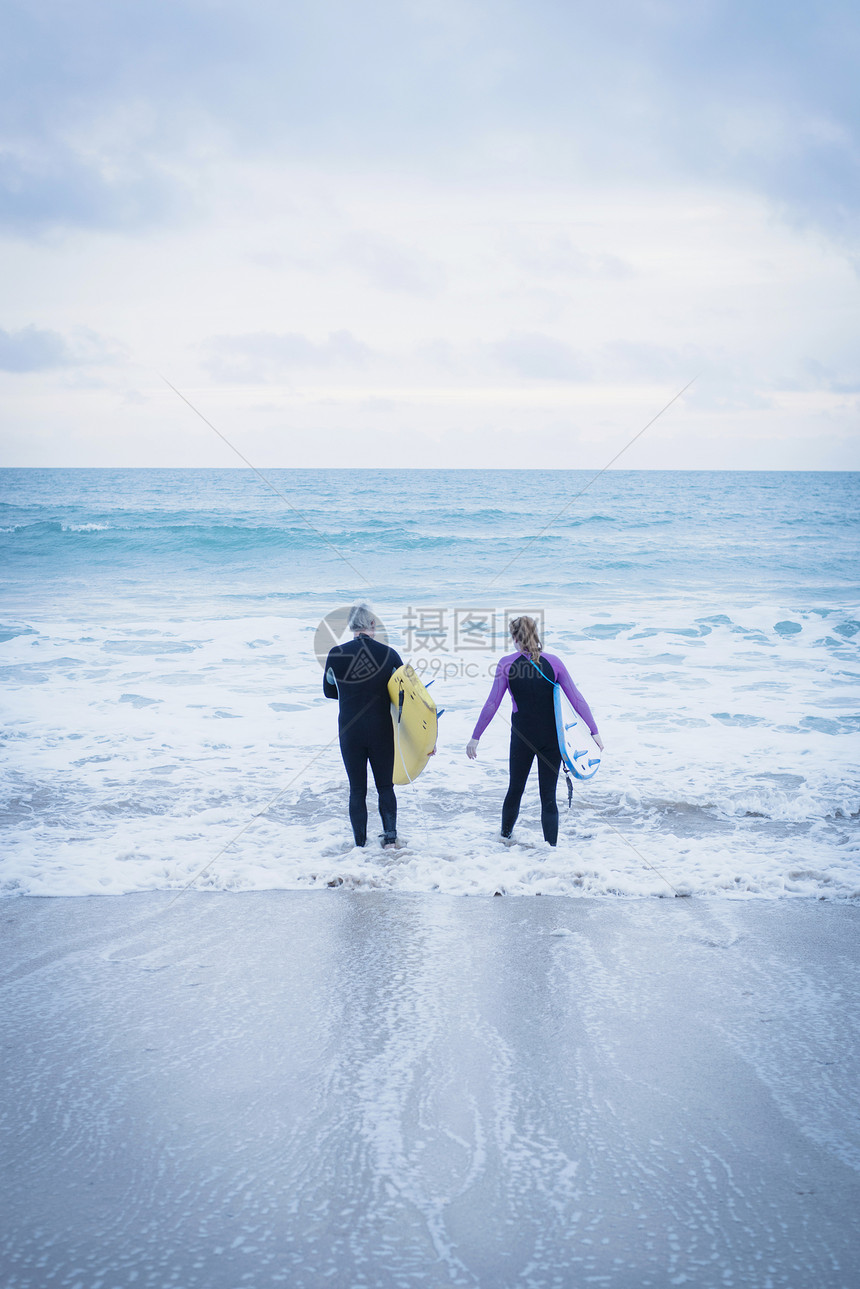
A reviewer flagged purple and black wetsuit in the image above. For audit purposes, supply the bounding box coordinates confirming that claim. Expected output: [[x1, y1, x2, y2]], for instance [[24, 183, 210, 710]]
[[472, 651, 599, 846]]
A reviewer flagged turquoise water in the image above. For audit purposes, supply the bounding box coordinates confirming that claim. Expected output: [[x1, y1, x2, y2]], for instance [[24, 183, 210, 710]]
[[1, 468, 858, 899], [2, 468, 857, 616]]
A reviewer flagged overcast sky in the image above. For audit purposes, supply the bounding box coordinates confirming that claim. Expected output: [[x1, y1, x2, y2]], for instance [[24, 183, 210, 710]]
[[1, 0, 858, 469]]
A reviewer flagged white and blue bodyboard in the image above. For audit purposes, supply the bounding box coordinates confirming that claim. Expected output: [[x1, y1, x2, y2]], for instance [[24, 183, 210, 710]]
[[554, 685, 602, 781]]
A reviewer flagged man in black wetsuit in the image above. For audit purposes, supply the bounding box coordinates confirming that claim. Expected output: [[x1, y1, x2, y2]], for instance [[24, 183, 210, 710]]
[[323, 603, 404, 848]]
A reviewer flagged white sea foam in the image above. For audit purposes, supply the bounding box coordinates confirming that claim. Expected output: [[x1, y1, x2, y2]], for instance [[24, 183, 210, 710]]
[[2, 598, 858, 901], [2, 467, 858, 901]]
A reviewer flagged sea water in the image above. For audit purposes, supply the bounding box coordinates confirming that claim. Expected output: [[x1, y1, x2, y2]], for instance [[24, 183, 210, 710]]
[[1, 468, 858, 900]]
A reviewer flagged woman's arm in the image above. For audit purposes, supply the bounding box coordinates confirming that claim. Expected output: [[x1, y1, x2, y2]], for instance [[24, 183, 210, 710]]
[[550, 655, 600, 739], [470, 658, 511, 741]]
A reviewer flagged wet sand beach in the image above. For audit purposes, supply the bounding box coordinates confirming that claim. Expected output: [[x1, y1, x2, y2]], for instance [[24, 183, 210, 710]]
[[1, 891, 858, 1288]]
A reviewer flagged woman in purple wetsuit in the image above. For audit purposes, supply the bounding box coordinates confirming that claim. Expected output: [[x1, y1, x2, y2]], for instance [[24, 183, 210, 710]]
[[466, 616, 603, 846]]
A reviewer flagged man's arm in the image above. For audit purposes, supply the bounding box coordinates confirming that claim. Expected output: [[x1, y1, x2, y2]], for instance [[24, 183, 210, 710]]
[[323, 651, 339, 700]]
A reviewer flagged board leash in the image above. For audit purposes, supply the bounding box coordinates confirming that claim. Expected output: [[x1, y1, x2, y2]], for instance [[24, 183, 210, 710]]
[[497, 711, 687, 898], [160, 372, 697, 893], [526, 655, 578, 806]]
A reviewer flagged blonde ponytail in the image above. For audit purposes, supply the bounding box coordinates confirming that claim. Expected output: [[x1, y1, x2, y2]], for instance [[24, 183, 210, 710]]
[[509, 616, 542, 664]]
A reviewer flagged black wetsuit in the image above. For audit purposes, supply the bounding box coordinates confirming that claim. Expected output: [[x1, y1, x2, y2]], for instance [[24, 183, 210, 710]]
[[502, 655, 562, 845], [323, 634, 403, 847]]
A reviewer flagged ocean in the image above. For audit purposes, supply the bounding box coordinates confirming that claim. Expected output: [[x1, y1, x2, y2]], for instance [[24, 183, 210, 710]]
[[1, 467, 858, 900]]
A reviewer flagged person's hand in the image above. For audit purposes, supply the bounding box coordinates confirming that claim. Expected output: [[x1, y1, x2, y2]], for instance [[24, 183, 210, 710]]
[[466, 738, 479, 760], [594, 734, 604, 752]]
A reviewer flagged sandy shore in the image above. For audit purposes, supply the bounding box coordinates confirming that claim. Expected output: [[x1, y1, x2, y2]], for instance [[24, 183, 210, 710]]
[[1, 891, 858, 1288]]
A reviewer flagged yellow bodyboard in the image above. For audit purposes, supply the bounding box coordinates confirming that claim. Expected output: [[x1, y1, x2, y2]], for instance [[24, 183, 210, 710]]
[[388, 664, 437, 785]]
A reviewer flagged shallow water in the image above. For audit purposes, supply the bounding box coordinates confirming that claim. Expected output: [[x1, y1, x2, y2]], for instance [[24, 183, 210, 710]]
[[1, 468, 858, 899]]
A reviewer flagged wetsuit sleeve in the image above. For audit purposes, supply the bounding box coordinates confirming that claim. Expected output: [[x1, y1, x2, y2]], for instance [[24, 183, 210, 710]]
[[323, 650, 338, 700], [390, 647, 404, 673], [471, 659, 510, 740], [551, 656, 599, 737]]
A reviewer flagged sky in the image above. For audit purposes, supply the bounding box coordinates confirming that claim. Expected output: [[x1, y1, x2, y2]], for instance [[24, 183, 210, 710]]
[[1, 0, 858, 469]]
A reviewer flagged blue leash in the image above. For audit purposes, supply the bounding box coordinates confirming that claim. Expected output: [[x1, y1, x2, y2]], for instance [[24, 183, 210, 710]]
[[526, 656, 574, 809]]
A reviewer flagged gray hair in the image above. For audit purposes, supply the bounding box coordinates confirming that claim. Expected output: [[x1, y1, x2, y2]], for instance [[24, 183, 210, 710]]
[[347, 602, 375, 633]]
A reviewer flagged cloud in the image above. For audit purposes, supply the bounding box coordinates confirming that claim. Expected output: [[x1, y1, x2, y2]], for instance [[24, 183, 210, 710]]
[[782, 357, 860, 395], [491, 332, 590, 381], [0, 324, 124, 372], [202, 329, 372, 382], [503, 231, 635, 281], [600, 340, 704, 383], [0, 145, 185, 236], [0, 1, 212, 234], [0, 325, 71, 372], [488, 2, 860, 238], [1, 1, 856, 239], [342, 232, 446, 295]]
